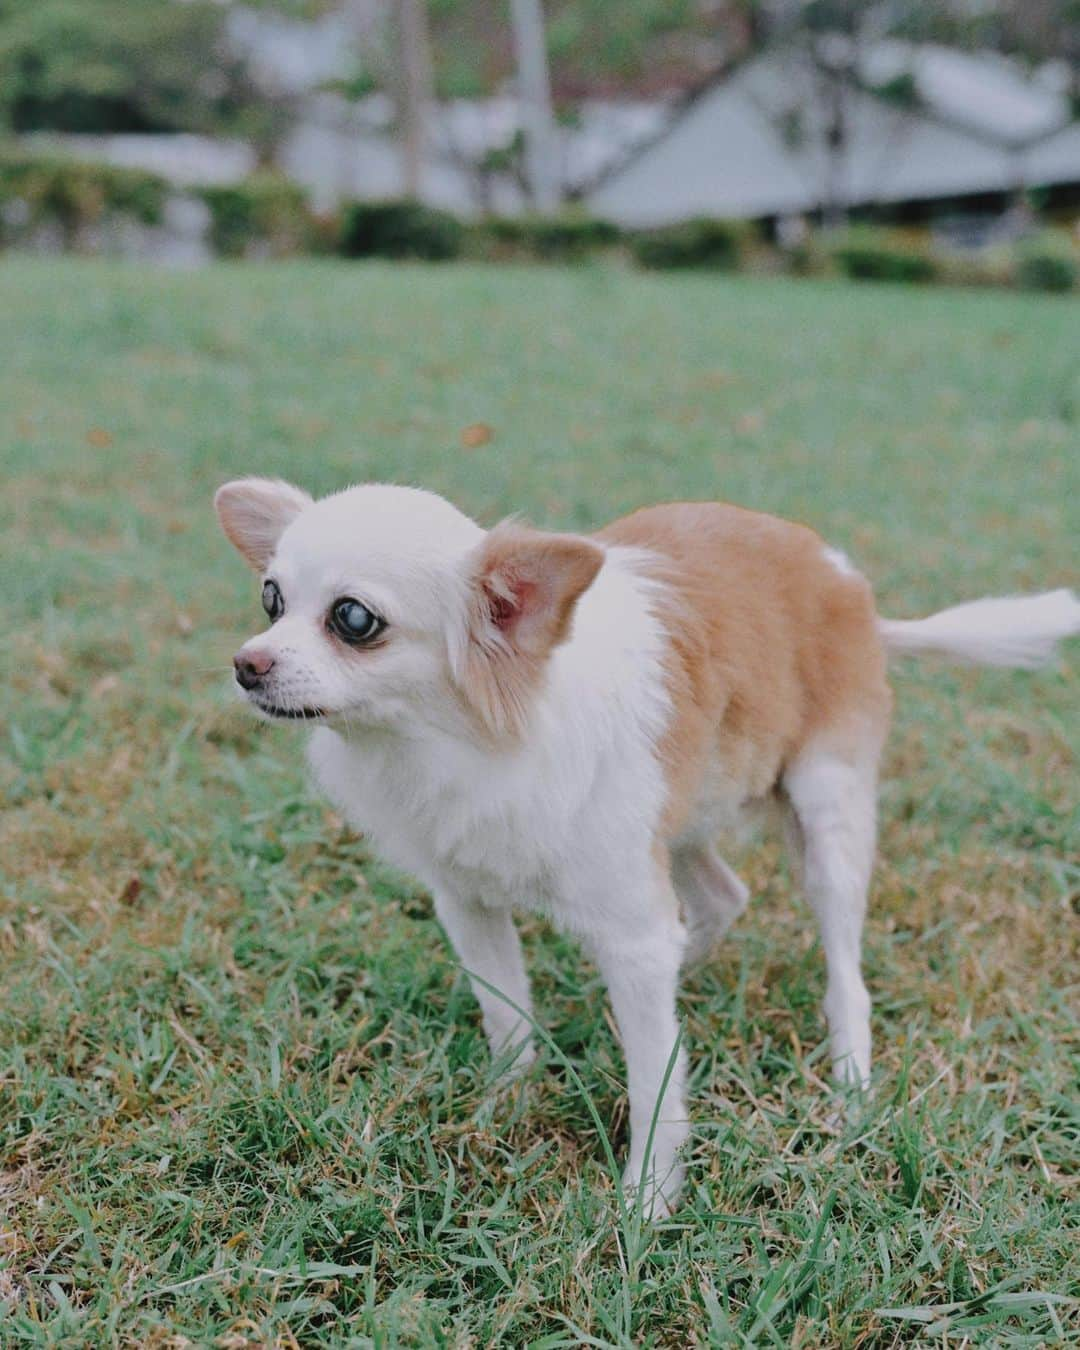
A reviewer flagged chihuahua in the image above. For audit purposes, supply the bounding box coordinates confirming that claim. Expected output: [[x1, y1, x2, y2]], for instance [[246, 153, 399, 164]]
[[215, 478, 1079, 1214]]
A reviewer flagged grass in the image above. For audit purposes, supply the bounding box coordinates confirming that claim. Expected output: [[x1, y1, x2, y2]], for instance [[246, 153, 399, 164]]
[[1, 257, 1078, 1345]]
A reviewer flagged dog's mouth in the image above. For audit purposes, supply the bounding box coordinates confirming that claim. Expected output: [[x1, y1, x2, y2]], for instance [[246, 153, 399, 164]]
[[251, 700, 328, 721]]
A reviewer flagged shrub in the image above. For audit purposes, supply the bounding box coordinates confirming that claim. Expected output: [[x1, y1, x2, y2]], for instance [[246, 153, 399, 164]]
[[934, 245, 1015, 290], [339, 200, 464, 261], [479, 212, 620, 261], [631, 217, 749, 270], [781, 236, 829, 277], [873, 71, 919, 107], [1015, 230, 1077, 293], [829, 226, 937, 283], [0, 153, 167, 245], [197, 178, 313, 259]]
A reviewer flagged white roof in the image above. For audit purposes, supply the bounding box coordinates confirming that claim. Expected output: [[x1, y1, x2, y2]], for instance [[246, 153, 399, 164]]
[[1022, 120, 1080, 187], [590, 75, 811, 224], [860, 42, 1069, 147], [588, 48, 1080, 225], [563, 101, 671, 190], [16, 133, 256, 187], [430, 96, 671, 192], [274, 90, 670, 210]]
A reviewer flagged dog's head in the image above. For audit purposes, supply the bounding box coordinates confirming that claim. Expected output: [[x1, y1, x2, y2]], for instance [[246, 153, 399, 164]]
[[214, 479, 604, 739]]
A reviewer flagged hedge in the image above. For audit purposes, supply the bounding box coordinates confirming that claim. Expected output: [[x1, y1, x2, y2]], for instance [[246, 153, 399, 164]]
[[477, 212, 620, 261], [1015, 230, 1078, 293], [196, 177, 314, 259], [631, 217, 750, 270], [0, 153, 168, 244], [339, 200, 464, 261], [1, 160, 1076, 291], [828, 226, 937, 283]]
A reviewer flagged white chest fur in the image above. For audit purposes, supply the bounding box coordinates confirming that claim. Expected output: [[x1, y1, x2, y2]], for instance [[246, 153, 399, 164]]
[[307, 551, 672, 915]]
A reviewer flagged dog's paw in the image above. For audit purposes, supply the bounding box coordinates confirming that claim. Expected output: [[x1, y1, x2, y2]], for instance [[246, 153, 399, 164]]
[[622, 1158, 684, 1221], [825, 1077, 874, 1133], [489, 1039, 537, 1092]]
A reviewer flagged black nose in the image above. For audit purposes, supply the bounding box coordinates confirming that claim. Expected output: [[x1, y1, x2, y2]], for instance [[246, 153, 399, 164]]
[[234, 651, 274, 690]]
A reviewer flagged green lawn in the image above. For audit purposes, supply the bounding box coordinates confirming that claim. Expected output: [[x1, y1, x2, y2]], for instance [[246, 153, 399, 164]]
[[2, 259, 1078, 1346]]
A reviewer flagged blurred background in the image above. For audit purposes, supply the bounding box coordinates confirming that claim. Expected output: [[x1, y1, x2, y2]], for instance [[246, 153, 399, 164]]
[[2, 0, 1080, 286]]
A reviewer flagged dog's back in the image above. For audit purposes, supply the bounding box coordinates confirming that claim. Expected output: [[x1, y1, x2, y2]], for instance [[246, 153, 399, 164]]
[[598, 502, 891, 839]]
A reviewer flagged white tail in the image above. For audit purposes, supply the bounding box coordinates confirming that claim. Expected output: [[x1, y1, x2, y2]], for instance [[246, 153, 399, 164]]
[[879, 589, 1080, 670]]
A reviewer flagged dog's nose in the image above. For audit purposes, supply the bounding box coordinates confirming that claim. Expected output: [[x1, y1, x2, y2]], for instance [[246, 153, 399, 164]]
[[234, 649, 275, 690]]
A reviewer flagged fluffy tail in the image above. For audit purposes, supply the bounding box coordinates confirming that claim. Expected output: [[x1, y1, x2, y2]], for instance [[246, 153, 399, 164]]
[[878, 589, 1080, 670]]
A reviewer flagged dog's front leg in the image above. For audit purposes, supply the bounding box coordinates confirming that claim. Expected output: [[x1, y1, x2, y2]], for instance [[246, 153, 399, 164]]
[[434, 891, 535, 1078], [586, 870, 689, 1218]]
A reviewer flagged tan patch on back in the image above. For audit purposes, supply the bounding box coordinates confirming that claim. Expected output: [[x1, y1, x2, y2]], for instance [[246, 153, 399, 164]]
[[598, 503, 891, 838]]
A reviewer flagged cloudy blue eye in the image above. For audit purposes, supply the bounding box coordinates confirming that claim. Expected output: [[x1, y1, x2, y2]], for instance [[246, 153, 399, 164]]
[[262, 579, 284, 622], [329, 598, 384, 645]]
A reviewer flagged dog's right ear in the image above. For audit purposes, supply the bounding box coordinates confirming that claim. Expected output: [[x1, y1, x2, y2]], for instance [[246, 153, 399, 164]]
[[451, 522, 604, 740], [214, 478, 313, 571]]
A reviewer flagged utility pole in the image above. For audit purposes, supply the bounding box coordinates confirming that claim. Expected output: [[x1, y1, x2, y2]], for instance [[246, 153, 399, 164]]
[[510, 0, 561, 211], [398, 0, 434, 199]]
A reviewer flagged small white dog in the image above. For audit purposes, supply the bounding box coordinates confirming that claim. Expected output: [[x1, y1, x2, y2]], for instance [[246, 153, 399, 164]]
[[215, 478, 1079, 1214]]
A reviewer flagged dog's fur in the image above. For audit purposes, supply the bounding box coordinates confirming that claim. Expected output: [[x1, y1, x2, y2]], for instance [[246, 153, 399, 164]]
[[216, 478, 1080, 1214]]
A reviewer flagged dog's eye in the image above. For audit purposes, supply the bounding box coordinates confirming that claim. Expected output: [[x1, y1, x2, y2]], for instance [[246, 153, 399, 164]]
[[262, 579, 284, 622], [329, 598, 384, 645]]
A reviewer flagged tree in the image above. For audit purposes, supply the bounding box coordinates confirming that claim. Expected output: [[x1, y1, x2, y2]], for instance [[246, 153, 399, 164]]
[[510, 0, 562, 210], [0, 0, 278, 145], [751, 2, 905, 227], [981, 2, 1080, 114], [396, 0, 436, 198]]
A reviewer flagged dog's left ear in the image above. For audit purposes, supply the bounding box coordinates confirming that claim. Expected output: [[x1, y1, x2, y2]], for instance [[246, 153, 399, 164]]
[[214, 478, 313, 571], [454, 522, 604, 738]]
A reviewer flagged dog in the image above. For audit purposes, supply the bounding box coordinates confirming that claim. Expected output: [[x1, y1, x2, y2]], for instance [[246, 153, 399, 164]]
[[215, 477, 1080, 1215]]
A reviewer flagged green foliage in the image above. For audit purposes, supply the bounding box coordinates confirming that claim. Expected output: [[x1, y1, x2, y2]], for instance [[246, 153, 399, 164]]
[[434, 54, 489, 101], [631, 216, 750, 270], [830, 226, 938, 283], [0, 153, 167, 245], [319, 70, 380, 101], [0, 0, 269, 138], [411, 0, 721, 98], [197, 177, 314, 259], [933, 244, 1016, 290], [241, 0, 338, 15], [873, 70, 919, 107], [781, 234, 829, 276], [339, 200, 464, 261], [477, 211, 621, 261], [1015, 229, 1078, 293], [544, 0, 698, 84]]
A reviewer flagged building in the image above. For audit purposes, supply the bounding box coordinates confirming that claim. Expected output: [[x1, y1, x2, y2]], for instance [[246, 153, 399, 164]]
[[586, 45, 1080, 231]]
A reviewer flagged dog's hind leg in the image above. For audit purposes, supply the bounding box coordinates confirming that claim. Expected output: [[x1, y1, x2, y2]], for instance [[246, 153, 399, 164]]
[[672, 842, 749, 965], [782, 746, 880, 1090]]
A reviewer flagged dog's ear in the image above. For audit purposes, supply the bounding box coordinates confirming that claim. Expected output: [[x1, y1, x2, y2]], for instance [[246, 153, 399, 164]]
[[454, 522, 604, 739], [214, 478, 313, 571]]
